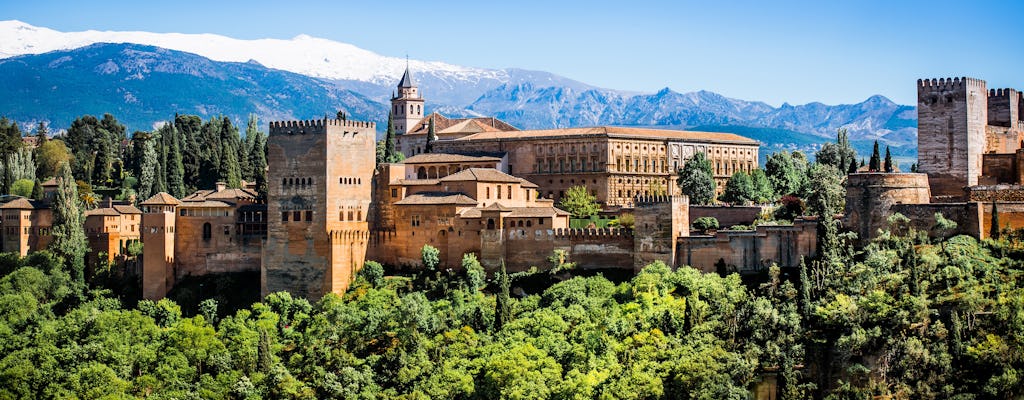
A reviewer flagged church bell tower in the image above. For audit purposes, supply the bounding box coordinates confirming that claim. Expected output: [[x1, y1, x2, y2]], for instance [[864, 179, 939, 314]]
[[390, 65, 424, 134]]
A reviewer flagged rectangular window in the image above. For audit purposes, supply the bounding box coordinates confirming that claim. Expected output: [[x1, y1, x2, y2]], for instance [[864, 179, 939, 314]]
[[224, 226, 230, 235], [293, 211, 301, 221], [391, 188, 398, 198], [282, 212, 289, 222], [305, 211, 313, 222], [497, 185, 501, 199]]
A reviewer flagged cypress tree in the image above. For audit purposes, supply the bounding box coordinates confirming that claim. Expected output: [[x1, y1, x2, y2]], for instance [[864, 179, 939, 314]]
[[382, 111, 402, 163], [34, 122, 48, 144], [219, 117, 242, 188], [30, 177, 42, 200], [425, 115, 436, 153], [49, 162, 87, 292], [869, 141, 881, 171], [164, 124, 186, 198], [138, 140, 158, 201], [884, 146, 894, 173], [799, 258, 812, 317], [991, 201, 1001, 240], [494, 261, 512, 332], [241, 115, 258, 182]]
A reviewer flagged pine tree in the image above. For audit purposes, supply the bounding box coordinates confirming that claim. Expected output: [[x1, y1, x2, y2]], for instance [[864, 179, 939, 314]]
[[883, 146, 894, 173], [425, 115, 436, 153], [869, 141, 881, 171], [34, 121, 48, 144], [49, 162, 87, 292], [494, 261, 512, 332]]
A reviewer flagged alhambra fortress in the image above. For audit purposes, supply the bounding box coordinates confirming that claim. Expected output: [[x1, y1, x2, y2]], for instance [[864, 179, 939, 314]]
[[3, 72, 1023, 300]]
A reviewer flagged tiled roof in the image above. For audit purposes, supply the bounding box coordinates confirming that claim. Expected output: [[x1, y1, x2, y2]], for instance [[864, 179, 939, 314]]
[[179, 200, 234, 208], [394, 192, 478, 206], [453, 126, 759, 144], [84, 208, 120, 217], [0, 197, 47, 210], [482, 203, 512, 212], [392, 179, 441, 186], [439, 168, 522, 183], [41, 178, 57, 187], [406, 112, 519, 135], [140, 192, 182, 206], [113, 204, 143, 214], [402, 153, 502, 164], [517, 178, 539, 188], [183, 188, 257, 202]]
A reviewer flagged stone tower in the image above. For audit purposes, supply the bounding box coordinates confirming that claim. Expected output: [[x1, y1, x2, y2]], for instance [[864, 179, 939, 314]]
[[632, 194, 689, 272], [140, 192, 180, 300], [391, 66, 424, 134], [262, 117, 376, 300], [917, 77, 988, 201]]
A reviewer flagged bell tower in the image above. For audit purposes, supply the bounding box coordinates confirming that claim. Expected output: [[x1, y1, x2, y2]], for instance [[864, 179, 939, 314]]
[[391, 64, 425, 134]]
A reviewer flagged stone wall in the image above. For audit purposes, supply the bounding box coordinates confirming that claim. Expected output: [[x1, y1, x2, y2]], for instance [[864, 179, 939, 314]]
[[141, 211, 174, 300], [844, 173, 931, 242], [981, 202, 1024, 238], [175, 212, 261, 278], [969, 185, 1024, 202], [676, 219, 818, 274], [981, 154, 1018, 184], [917, 78, 988, 200], [689, 205, 765, 228], [890, 203, 983, 239], [502, 228, 635, 273], [633, 195, 688, 272]]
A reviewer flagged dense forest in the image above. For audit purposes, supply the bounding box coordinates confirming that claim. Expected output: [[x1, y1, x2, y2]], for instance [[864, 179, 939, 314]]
[[0, 116, 1022, 398]]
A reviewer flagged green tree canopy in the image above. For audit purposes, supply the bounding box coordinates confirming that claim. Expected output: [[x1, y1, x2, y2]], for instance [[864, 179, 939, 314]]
[[720, 171, 755, 205], [558, 185, 600, 218], [677, 152, 717, 205]]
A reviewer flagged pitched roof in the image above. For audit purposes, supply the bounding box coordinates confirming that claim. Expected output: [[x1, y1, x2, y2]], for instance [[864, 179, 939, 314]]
[[394, 192, 478, 206], [179, 200, 234, 208], [392, 178, 441, 186], [439, 168, 522, 183], [182, 188, 257, 202], [113, 204, 142, 214], [0, 197, 47, 210], [406, 112, 519, 136], [398, 67, 415, 88], [41, 178, 57, 187], [517, 178, 539, 188], [84, 208, 120, 217], [453, 126, 759, 145], [482, 203, 512, 212], [140, 192, 181, 206], [401, 153, 502, 165]]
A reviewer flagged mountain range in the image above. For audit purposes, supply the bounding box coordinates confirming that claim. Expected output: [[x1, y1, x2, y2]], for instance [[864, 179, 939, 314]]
[[0, 20, 918, 161]]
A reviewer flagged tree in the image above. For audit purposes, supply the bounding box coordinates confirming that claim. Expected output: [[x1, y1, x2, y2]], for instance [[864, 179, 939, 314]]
[[33, 121, 48, 144], [494, 261, 512, 331], [421, 244, 440, 271], [0, 117, 23, 160], [805, 163, 844, 218], [358, 260, 384, 287], [160, 123, 186, 197], [381, 110, 403, 164], [34, 139, 71, 180], [462, 253, 486, 292], [720, 171, 754, 204], [558, 185, 600, 218], [765, 151, 801, 196], [49, 162, 87, 292], [217, 117, 242, 188], [991, 201, 1000, 240], [748, 169, 774, 204], [30, 177, 43, 200], [815, 129, 856, 174], [138, 139, 158, 202], [869, 141, 881, 172], [693, 216, 719, 232], [677, 152, 717, 205], [883, 146, 895, 173], [9, 179, 33, 197], [2, 148, 36, 194], [425, 115, 436, 153]]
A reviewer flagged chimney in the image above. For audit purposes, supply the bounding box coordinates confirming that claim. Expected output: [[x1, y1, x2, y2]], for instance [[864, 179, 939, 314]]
[[105, 197, 113, 209], [215, 182, 226, 192]]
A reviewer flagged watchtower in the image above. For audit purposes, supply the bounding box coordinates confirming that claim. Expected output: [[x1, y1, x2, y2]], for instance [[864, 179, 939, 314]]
[[917, 77, 988, 200], [262, 117, 376, 299], [391, 66, 424, 134], [140, 192, 180, 300], [632, 194, 689, 272]]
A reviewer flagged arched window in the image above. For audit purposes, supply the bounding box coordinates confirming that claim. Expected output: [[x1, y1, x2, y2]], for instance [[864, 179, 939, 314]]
[[202, 223, 212, 241], [487, 218, 495, 230], [417, 167, 427, 179]]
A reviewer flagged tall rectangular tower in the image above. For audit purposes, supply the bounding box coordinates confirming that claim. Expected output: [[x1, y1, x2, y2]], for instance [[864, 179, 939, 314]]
[[917, 77, 988, 200], [262, 118, 376, 300]]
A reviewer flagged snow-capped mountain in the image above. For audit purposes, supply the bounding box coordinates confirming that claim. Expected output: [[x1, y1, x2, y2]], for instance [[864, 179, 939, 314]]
[[0, 20, 918, 159]]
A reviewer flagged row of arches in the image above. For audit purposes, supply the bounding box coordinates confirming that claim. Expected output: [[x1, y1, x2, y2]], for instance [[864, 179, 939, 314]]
[[283, 177, 313, 187], [340, 177, 362, 185]]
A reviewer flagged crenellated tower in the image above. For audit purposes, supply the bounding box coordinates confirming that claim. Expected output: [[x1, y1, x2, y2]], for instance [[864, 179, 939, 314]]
[[917, 77, 988, 201], [391, 66, 424, 134], [262, 117, 376, 300]]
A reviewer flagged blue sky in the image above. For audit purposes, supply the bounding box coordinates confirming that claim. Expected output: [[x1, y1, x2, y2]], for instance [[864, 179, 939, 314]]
[[3, 0, 1022, 106]]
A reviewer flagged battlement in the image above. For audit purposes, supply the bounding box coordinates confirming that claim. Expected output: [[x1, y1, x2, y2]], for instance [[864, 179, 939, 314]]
[[918, 77, 986, 92], [632, 194, 686, 206], [989, 88, 1020, 98], [552, 227, 633, 239], [268, 118, 376, 136]]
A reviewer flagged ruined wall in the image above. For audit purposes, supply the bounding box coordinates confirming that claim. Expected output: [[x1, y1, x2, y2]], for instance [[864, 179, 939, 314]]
[[676, 219, 817, 274], [844, 173, 931, 242], [633, 195, 689, 272], [917, 77, 988, 201], [689, 205, 764, 228], [262, 119, 375, 300], [890, 203, 983, 239]]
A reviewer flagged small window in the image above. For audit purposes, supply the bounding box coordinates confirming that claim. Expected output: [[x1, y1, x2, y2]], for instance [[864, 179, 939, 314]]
[[224, 226, 230, 235], [306, 211, 313, 221], [293, 211, 301, 221], [282, 212, 288, 222], [202, 223, 212, 241], [391, 188, 398, 197]]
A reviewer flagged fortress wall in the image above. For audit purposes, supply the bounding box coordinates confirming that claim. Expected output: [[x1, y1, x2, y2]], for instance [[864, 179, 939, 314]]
[[890, 203, 983, 239], [676, 219, 817, 274], [844, 173, 931, 242], [689, 205, 764, 228]]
